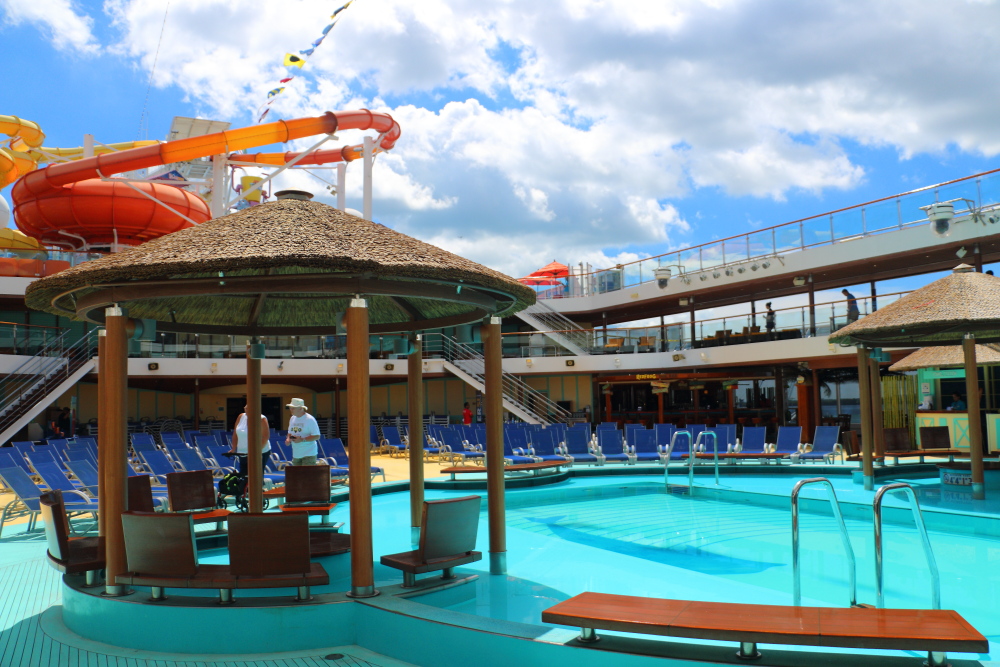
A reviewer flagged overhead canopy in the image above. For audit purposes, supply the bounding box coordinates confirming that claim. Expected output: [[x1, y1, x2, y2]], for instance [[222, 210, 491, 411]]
[[25, 197, 535, 335], [889, 343, 1000, 372], [829, 264, 1000, 347], [522, 261, 568, 279]]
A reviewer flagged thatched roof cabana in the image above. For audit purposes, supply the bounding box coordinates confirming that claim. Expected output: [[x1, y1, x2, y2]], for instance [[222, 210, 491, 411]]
[[889, 344, 1000, 372], [25, 195, 535, 334]]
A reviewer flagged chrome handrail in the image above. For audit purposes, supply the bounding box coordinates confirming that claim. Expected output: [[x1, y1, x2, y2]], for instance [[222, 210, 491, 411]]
[[791, 477, 856, 607], [693, 431, 720, 486], [873, 483, 940, 610]]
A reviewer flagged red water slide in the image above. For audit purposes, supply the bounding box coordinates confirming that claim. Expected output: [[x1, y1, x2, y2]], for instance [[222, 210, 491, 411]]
[[11, 110, 400, 249]]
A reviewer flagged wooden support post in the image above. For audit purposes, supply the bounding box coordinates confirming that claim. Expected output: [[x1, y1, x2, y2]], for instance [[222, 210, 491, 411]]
[[869, 357, 885, 457], [97, 331, 107, 537], [246, 338, 263, 514], [408, 334, 424, 545], [657, 391, 664, 424], [808, 278, 816, 337], [104, 309, 129, 595], [347, 299, 376, 596], [774, 367, 785, 427], [857, 346, 874, 490], [605, 390, 613, 423], [193, 378, 200, 431], [334, 377, 341, 438], [963, 335, 985, 499], [484, 316, 506, 574], [727, 384, 735, 424], [811, 369, 821, 432]]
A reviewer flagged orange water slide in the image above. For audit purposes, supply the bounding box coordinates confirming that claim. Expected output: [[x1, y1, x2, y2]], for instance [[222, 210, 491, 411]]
[[11, 110, 400, 249]]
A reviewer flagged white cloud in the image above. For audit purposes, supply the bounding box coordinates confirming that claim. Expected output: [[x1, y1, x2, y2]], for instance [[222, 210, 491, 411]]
[[2, 0, 99, 53], [98, 0, 1000, 277]]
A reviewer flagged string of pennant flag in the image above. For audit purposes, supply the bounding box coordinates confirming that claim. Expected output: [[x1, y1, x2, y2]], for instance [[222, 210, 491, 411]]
[[257, 1, 355, 123]]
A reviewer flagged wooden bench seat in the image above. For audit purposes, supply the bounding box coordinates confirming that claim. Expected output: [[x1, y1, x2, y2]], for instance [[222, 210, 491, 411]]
[[118, 511, 328, 603], [441, 461, 565, 481], [166, 470, 232, 528], [381, 495, 482, 587], [542, 592, 987, 665], [40, 489, 105, 586]]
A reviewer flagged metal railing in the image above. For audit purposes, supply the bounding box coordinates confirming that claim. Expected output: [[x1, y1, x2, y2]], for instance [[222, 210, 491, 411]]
[[692, 430, 719, 486], [873, 483, 940, 610], [552, 168, 1000, 299], [519, 301, 593, 352], [791, 478, 857, 607], [0, 329, 99, 436], [422, 333, 573, 425]]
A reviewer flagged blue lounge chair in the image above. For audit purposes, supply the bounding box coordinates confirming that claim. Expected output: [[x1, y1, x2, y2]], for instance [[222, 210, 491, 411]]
[[771, 426, 803, 460], [0, 466, 98, 538], [502, 433, 536, 465], [688, 424, 706, 445], [565, 429, 602, 466], [321, 438, 384, 481], [714, 424, 738, 451], [527, 431, 569, 464], [629, 430, 661, 463], [369, 425, 381, 453], [381, 426, 408, 457], [440, 429, 485, 464], [597, 422, 618, 430], [138, 448, 182, 483], [661, 429, 692, 461], [597, 430, 630, 464], [0, 446, 35, 477], [800, 425, 842, 463], [739, 427, 767, 454], [653, 424, 675, 451], [64, 459, 100, 496]]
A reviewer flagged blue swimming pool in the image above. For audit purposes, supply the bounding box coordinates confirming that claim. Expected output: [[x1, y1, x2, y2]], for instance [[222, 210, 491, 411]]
[[371, 475, 1000, 661]]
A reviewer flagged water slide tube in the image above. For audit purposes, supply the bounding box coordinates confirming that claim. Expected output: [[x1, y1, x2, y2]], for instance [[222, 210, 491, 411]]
[[10, 110, 400, 249]]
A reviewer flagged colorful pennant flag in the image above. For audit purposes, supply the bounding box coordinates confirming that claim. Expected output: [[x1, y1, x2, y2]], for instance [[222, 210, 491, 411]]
[[256, 2, 359, 123]]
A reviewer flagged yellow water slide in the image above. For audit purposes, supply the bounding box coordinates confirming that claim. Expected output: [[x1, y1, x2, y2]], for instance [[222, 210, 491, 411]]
[[0, 115, 159, 189]]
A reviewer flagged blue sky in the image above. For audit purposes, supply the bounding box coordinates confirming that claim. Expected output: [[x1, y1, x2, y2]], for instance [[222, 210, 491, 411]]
[[2, 0, 1000, 290]]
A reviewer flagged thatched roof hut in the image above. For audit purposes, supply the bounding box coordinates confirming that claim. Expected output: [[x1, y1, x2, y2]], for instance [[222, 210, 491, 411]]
[[25, 194, 535, 334], [889, 344, 1000, 372]]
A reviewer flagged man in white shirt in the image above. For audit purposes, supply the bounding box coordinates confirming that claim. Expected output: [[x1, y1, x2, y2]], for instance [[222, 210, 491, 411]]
[[285, 398, 321, 465]]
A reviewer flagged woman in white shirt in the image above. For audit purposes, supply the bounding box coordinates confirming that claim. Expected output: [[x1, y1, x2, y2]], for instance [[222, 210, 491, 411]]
[[227, 404, 271, 477]]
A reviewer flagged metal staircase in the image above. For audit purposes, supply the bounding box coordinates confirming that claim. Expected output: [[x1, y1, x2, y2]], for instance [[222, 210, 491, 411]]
[[515, 301, 591, 355], [423, 333, 572, 425], [0, 330, 99, 443]]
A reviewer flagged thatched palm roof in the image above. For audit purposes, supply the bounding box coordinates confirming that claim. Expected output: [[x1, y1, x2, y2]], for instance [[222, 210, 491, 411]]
[[829, 264, 1000, 347], [25, 197, 534, 335], [888, 343, 1000, 372]]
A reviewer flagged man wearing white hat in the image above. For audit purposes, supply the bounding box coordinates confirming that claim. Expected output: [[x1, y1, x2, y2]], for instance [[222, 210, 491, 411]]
[[286, 398, 320, 465]]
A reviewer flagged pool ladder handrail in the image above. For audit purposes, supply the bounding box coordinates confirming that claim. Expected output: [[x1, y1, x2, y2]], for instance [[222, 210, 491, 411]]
[[692, 431, 719, 486], [791, 477, 857, 607], [873, 482, 941, 610]]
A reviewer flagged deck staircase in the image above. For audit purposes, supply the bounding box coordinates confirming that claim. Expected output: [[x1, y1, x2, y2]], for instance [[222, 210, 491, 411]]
[[423, 333, 572, 425], [0, 330, 99, 443], [515, 301, 591, 355]]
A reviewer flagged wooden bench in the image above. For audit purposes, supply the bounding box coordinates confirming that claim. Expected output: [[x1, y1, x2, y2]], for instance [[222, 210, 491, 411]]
[[440, 461, 565, 481], [39, 490, 105, 587], [277, 465, 350, 556], [542, 592, 987, 666], [117, 511, 327, 603], [166, 470, 231, 529], [381, 495, 482, 587]]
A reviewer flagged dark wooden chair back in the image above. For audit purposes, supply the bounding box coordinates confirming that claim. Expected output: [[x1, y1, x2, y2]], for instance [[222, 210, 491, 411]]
[[120, 511, 198, 577], [39, 489, 70, 562], [420, 495, 481, 561], [284, 464, 330, 503], [839, 430, 858, 456], [920, 426, 951, 449], [228, 513, 310, 576], [883, 428, 912, 451], [127, 474, 156, 512], [166, 469, 216, 511]]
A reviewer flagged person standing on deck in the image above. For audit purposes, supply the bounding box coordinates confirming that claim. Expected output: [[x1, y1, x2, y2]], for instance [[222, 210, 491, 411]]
[[286, 398, 320, 465], [765, 302, 776, 339], [228, 404, 271, 476], [843, 289, 860, 323], [462, 402, 473, 426]]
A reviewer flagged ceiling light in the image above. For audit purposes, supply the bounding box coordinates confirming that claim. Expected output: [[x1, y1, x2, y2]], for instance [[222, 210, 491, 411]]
[[793, 276, 807, 286], [614, 357, 622, 367], [751, 263, 759, 271], [525, 358, 533, 367], [956, 246, 968, 258], [761, 260, 771, 269]]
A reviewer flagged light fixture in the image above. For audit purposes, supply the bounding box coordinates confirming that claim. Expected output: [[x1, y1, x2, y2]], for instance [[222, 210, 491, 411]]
[[793, 276, 807, 286], [613, 357, 622, 367], [384, 363, 395, 371], [761, 260, 771, 269], [525, 358, 534, 368], [956, 246, 968, 259], [147, 362, 159, 371], [725, 267, 734, 276], [679, 297, 690, 306], [672, 353, 685, 362], [681, 277, 691, 285], [699, 352, 708, 361], [565, 359, 575, 367], [699, 274, 708, 281], [712, 271, 721, 279], [337, 363, 344, 373], [751, 263, 759, 271], [277, 361, 284, 370], [210, 362, 218, 373], [737, 266, 746, 274]]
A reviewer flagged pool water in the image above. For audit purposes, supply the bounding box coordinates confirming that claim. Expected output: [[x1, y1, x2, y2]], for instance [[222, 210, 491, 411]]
[[395, 478, 1000, 658]]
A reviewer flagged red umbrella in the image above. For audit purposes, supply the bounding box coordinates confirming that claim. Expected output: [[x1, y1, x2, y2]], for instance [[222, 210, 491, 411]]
[[518, 275, 564, 286], [525, 261, 569, 279]]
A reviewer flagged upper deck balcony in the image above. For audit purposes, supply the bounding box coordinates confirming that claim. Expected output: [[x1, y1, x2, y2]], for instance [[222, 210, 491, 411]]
[[543, 169, 1000, 324]]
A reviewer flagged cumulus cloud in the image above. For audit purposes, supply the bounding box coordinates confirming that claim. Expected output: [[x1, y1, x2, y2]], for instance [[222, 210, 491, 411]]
[[99, 0, 1000, 277], [1, 0, 99, 53]]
